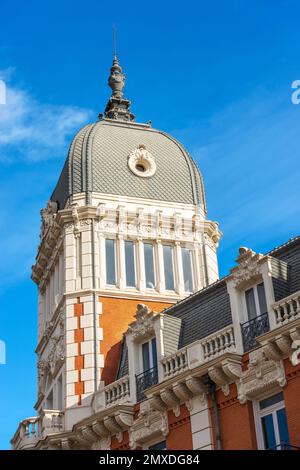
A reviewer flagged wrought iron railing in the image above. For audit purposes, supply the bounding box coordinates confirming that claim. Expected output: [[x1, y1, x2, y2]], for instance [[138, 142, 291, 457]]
[[267, 442, 300, 450], [241, 313, 270, 352], [136, 367, 158, 402]]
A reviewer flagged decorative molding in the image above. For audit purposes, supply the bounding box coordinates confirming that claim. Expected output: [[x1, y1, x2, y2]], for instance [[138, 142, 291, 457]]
[[129, 403, 168, 450], [236, 350, 286, 404], [126, 304, 159, 341], [229, 247, 266, 289], [128, 144, 156, 178]]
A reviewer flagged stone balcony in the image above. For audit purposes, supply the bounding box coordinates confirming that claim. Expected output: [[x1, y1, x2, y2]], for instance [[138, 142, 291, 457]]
[[257, 290, 300, 362], [11, 410, 64, 450], [93, 375, 131, 413]]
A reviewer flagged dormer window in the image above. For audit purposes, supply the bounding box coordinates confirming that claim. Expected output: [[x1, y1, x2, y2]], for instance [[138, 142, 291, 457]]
[[245, 282, 267, 320], [142, 338, 157, 372], [242, 282, 269, 352]]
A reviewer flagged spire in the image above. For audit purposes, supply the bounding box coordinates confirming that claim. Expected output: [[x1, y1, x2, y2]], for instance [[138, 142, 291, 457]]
[[103, 29, 135, 122]]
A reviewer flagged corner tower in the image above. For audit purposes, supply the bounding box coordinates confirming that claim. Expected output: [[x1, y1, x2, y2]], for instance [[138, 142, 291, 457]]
[[31, 52, 221, 431]]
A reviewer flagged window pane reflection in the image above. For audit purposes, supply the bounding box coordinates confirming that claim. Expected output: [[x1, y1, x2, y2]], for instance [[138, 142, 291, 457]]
[[182, 248, 193, 292], [163, 245, 174, 290], [125, 241, 136, 287], [144, 243, 155, 289]]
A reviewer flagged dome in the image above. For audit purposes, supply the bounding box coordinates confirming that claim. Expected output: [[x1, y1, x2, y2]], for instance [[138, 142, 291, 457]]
[[50, 54, 206, 211], [51, 119, 206, 211]]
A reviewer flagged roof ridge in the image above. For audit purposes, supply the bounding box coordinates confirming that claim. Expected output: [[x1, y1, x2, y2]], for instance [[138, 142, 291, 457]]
[[162, 233, 300, 315]]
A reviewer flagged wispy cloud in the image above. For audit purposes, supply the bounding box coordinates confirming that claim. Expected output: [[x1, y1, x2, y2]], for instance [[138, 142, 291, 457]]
[[0, 71, 92, 162], [0, 70, 93, 289], [172, 85, 300, 274]]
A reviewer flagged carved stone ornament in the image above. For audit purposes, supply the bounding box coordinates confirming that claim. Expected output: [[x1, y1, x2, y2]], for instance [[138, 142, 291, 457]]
[[229, 246, 266, 289], [126, 304, 159, 341], [128, 144, 156, 178], [40, 201, 58, 239], [236, 350, 286, 404], [129, 404, 168, 450]]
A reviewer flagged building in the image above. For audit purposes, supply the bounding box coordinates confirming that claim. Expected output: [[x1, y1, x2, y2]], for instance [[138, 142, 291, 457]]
[[11, 53, 300, 451]]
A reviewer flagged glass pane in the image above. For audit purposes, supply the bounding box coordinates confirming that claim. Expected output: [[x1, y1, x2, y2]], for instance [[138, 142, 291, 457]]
[[125, 241, 136, 287], [46, 390, 53, 410], [245, 288, 257, 320], [151, 338, 158, 368], [57, 375, 63, 410], [259, 392, 284, 410], [277, 408, 290, 447], [105, 239, 116, 285], [163, 245, 174, 290], [182, 248, 193, 292], [149, 441, 166, 450], [144, 243, 155, 289], [257, 282, 267, 315], [261, 414, 276, 449], [142, 342, 150, 371]]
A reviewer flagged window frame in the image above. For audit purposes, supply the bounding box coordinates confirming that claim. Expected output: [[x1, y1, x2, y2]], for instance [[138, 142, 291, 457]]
[[140, 337, 157, 373], [244, 282, 267, 321], [162, 243, 175, 291], [144, 242, 157, 290], [124, 239, 137, 288], [181, 246, 195, 293], [253, 393, 289, 450], [104, 238, 117, 287]]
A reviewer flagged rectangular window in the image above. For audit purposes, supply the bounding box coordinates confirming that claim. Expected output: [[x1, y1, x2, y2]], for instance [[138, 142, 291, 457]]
[[46, 390, 53, 410], [142, 337, 157, 371], [57, 374, 63, 410], [245, 282, 268, 320], [256, 392, 290, 450], [149, 441, 166, 450], [257, 282, 267, 315], [182, 247, 194, 292], [163, 245, 175, 291], [144, 243, 155, 289], [125, 241, 136, 287], [105, 239, 116, 285], [245, 288, 257, 320]]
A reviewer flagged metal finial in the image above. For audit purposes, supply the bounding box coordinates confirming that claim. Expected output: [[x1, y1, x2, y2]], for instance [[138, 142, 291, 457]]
[[103, 31, 135, 122], [113, 26, 117, 59]]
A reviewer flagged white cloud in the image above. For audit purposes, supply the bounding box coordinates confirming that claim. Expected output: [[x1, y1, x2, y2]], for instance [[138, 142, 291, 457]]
[[0, 73, 92, 162]]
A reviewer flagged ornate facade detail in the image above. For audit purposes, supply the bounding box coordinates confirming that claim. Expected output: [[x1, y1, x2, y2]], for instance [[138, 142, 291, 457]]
[[128, 144, 156, 178], [40, 201, 58, 239], [129, 403, 168, 450], [236, 350, 286, 404], [126, 304, 158, 341], [229, 247, 266, 289]]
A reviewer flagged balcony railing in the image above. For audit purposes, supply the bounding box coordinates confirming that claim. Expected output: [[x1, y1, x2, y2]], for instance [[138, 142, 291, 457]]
[[104, 375, 130, 406], [267, 442, 300, 450], [241, 313, 270, 352], [11, 410, 64, 450], [272, 290, 300, 326], [162, 349, 188, 379], [136, 367, 158, 402]]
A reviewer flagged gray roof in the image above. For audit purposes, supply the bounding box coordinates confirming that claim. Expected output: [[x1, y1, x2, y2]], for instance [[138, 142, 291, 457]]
[[116, 235, 300, 381], [51, 119, 206, 210]]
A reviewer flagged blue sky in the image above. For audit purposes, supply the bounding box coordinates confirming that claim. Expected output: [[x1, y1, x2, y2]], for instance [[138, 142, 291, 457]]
[[0, 0, 300, 449]]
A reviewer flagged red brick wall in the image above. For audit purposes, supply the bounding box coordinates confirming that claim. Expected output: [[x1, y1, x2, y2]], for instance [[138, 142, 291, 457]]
[[283, 358, 300, 448], [166, 405, 193, 450], [99, 297, 171, 384]]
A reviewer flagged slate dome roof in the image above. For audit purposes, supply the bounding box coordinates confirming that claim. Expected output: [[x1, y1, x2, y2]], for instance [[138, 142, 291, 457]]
[[50, 54, 206, 211]]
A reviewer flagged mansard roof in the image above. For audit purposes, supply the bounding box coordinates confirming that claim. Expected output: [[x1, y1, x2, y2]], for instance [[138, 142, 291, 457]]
[[116, 234, 300, 381]]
